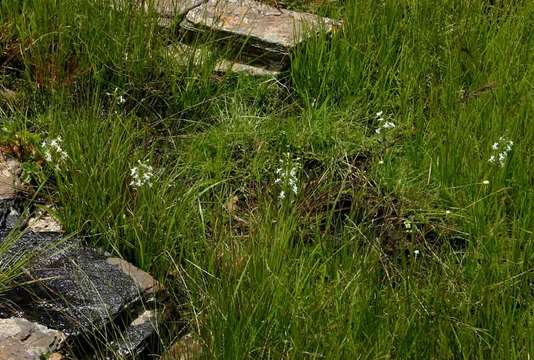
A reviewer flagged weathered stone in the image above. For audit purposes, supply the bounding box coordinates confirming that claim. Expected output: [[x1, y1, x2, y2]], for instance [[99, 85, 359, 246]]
[[0, 317, 66, 360], [180, 0, 341, 68], [47, 353, 64, 360], [0, 156, 21, 200], [153, 0, 206, 17], [27, 209, 63, 234], [142, 0, 207, 27], [107, 257, 162, 296], [214, 59, 280, 76], [108, 309, 159, 357]]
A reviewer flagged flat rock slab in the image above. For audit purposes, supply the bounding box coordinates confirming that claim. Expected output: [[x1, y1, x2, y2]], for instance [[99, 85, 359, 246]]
[[180, 0, 340, 68], [0, 317, 65, 360]]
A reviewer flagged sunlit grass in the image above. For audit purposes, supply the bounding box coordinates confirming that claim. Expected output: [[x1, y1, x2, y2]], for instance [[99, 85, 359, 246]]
[[1, 0, 533, 358]]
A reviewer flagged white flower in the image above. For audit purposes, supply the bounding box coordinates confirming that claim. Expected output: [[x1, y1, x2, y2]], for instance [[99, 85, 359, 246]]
[[488, 135, 513, 167], [118, 95, 126, 104], [482, 180, 490, 185], [378, 160, 384, 165], [42, 136, 68, 169], [129, 160, 154, 189], [275, 154, 300, 201], [414, 249, 420, 256], [374, 111, 395, 134], [376, 121, 395, 134], [445, 210, 451, 215]]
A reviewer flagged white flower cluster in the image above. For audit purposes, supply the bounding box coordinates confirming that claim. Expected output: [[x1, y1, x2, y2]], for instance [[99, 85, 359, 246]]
[[375, 111, 395, 134], [275, 154, 300, 201], [42, 136, 68, 169], [130, 160, 154, 188], [106, 87, 126, 104], [488, 136, 513, 167]]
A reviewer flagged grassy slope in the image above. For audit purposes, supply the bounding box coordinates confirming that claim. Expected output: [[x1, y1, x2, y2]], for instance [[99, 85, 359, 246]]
[[1, 0, 533, 358]]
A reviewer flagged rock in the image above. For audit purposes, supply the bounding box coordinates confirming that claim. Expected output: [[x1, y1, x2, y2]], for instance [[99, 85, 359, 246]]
[[0, 155, 164, 358], [0, 156, 21, 200], [108, 309, 159, 357], [0, 215, 159, 357], [0, 317, 66, 360], [167, 43, 280, 76], [47, 353, 64, 360], [180, 0, 341, 69], [214, 59, 280, 76], [107, 257, 162, 296], [1, 244, 141, 336], [150, 0, 207, 27], [0, 156, 23, 239], [27, 208, 63, 234]]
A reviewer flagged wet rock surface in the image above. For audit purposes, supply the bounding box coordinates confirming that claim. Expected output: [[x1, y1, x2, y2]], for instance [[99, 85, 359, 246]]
[[0, 157, 162, 358]]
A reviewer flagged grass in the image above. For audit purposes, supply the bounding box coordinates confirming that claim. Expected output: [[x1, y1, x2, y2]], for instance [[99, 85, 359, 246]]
[[1, 0, 533, 358]]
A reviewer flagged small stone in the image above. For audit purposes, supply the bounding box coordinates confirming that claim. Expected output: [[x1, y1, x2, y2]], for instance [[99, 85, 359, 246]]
[[27, 209, 63, 233], [0, 318, 66, 360], [47, 353, 63, 360], [214, 59, 280, 76], [0, 156, 21, 200]]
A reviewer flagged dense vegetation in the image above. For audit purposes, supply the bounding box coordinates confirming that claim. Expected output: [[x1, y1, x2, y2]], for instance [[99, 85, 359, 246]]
[[1, 0, 533, 358]]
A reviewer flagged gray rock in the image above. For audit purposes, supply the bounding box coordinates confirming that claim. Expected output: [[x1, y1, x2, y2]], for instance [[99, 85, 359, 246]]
[[0, 241, 141, 336], [0, 317, 65, 360], [180, 0, 341, 68], [108, 309, 159, 357], [153, 0, 206, 17], [214, 59, 280, 76], [167, 43, 280, 76]]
